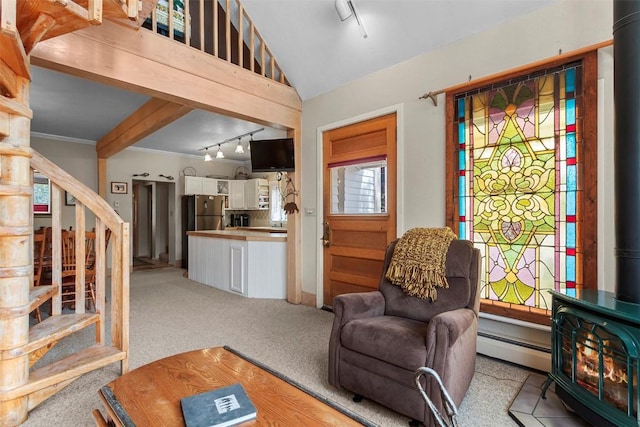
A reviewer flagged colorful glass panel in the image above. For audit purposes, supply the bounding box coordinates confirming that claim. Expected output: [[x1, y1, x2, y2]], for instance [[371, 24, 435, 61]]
[[456, 65, 581, 311]]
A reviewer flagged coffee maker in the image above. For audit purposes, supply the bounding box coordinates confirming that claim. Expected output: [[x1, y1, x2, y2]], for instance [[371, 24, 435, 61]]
[[230, 213, 249, 227]]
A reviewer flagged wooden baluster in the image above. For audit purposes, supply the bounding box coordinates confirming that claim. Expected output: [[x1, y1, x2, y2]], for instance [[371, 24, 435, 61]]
[[225, 0, 230, 62], [249, 22, 255, 72], [168, 0, 174, 40], [237, 2, 243, 69], [184, 0, 190, 45], [199, 0, 204, 51], [260, 39, 265, 77], [213, 0, 219, 57]]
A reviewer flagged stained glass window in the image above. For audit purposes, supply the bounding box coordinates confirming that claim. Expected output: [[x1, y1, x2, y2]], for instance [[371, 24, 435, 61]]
[[455, 63, 582, 315]]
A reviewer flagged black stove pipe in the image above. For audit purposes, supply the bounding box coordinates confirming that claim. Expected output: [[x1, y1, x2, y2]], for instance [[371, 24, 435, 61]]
[[614, 0, 640, 303]]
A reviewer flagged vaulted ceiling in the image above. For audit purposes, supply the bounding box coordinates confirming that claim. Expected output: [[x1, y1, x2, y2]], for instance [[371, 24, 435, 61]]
[[29, 0, 557, 162]]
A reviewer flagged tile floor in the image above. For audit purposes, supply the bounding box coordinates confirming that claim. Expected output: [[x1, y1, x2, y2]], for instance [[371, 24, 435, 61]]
[[508, 373, 591, 427]]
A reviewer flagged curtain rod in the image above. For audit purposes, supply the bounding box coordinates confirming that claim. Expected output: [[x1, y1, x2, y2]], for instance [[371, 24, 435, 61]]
[[418, 39, 613, 106]]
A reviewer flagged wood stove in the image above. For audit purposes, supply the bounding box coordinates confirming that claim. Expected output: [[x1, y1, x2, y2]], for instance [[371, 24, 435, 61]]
[[543, 290, 640, 426], [544, 0, 640, 424]]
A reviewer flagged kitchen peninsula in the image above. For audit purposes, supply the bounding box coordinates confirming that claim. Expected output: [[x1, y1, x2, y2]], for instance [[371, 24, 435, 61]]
[[187, 229, 287, 299]]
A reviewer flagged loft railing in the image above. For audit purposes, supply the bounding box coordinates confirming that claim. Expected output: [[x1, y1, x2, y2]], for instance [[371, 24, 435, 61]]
[[142, 0, 289, 85], [30, 149, 130, 371]]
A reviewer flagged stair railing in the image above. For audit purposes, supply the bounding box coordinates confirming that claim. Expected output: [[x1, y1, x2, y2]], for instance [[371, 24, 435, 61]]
[[143, 0, 289, 85], [30, 149, 130, 372]]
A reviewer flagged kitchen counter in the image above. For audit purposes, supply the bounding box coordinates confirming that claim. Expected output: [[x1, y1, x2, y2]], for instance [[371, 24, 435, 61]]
[[187, 230, 287, 299], [187, 229, 287, 242]]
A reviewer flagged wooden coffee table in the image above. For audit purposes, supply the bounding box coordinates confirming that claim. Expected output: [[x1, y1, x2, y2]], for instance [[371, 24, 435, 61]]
[[96, 346, 373, 426]]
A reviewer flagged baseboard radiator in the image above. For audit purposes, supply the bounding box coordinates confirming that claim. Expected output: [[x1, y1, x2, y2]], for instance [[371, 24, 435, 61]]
[[477, 313, 551, 373]]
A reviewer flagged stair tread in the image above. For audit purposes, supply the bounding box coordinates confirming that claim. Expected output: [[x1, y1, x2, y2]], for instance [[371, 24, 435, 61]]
[[0, 345, 125, 401], [0, 31, 30, 88], [30, 285, 53, 300], [0, 313, 99, 360], [29, 285, 54, 313]]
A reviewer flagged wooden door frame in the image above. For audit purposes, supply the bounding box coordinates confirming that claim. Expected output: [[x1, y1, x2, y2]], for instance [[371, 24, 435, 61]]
[[315, 104, 405, 308]]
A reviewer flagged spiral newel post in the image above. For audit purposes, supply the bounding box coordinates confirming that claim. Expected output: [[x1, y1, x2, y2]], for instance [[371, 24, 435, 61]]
[[0, 75, 34, 425]]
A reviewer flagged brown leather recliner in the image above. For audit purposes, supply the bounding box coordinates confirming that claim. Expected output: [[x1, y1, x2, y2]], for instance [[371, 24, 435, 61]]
[[328, 239, 481, 426]]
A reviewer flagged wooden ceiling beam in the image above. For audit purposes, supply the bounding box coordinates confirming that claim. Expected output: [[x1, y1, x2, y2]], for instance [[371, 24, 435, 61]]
[[30, 20, 301, 129], [96, 97, 192, 159]]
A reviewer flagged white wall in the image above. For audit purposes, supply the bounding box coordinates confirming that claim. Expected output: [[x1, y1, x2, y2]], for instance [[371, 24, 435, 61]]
[[31, 135, 247, 264], [300, 0, 615, 370], [301, 0, 615, 298]]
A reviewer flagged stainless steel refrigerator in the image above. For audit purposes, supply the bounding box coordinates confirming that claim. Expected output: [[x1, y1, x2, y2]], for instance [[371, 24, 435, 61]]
[[181, 195, 225, 267]]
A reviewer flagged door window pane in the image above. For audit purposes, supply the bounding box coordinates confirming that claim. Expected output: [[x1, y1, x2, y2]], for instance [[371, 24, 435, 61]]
[[330, 159, 386, 214]]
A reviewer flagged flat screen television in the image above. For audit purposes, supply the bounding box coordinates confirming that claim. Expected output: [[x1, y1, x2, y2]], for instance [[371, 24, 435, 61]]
[[249, 138, 295, 172]]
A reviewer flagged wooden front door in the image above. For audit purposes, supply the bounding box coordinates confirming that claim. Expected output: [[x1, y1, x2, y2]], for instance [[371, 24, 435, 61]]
[[322, 113, 397, 308]]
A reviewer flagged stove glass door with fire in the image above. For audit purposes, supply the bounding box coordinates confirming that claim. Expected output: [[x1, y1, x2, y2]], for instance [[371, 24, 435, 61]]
[[546, 290, 640, 427]]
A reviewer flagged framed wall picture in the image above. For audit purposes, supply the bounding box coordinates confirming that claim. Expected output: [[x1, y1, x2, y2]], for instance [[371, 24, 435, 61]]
[[111, 182, 128, 194], [33, 171, 51, 214], [65, 191, 76, 206]]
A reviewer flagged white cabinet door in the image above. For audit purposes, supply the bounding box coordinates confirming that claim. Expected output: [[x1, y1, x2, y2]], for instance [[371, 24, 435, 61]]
[[229, 180, 246, 209], [229, 242, 246, 295], [245, 178, 269, 210], [201, 178, 217, 195], [184, 176, 202, 195]]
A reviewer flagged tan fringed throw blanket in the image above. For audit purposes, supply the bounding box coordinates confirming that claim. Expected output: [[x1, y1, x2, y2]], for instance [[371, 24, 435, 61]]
[[385, 227, 457, 301]]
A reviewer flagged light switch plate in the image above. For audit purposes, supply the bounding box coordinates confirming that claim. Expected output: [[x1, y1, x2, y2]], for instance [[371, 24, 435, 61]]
[[304, 208, 315, 216]]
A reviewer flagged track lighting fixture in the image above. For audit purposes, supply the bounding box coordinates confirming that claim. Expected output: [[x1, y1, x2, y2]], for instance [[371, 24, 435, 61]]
[[235, 139, 245, 154], [335, 0, 368, 38], [199, 128, 264, 161]]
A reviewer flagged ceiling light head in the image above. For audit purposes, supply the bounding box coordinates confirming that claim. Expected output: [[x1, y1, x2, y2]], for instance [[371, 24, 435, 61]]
[[204, 149, 212, 162], [235, 139, 245, 154], [335, 0, 367, 38], [335, 0, 353, 21], [215, 145, 225, 159]]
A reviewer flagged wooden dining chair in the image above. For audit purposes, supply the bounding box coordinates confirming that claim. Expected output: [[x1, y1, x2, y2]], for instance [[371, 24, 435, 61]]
[[60, 229, 97, 311], [32, 231, 47, 322]]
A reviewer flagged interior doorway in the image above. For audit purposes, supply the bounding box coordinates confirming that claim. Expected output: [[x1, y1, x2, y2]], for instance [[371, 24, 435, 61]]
[[132, 179, 175, 270]]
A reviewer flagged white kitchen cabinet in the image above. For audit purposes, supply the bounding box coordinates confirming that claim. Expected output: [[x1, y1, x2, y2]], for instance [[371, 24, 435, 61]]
[[245, 178, 269, 210], [184, 176, 217, 195], [201, 178, 217, 195], [229, 180, 246, 209], [184, 176, 202, 195]]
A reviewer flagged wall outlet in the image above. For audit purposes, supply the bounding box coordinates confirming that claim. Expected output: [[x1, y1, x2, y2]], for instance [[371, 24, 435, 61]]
[[114, 200, 120, 207], [304, 208, 316, 216]]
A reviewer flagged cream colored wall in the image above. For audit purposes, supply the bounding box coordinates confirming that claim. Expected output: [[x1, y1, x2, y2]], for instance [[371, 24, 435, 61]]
[[301, 0, 616, 306], [32, 136, 98, 231], [31, 134, 247, 264]]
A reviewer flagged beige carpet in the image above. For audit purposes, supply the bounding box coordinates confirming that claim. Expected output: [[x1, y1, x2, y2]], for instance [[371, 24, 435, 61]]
[[23, 268, 532, 426]]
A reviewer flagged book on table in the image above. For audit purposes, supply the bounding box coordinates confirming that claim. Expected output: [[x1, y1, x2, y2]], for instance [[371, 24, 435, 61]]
[[181, 383, 257, 427]]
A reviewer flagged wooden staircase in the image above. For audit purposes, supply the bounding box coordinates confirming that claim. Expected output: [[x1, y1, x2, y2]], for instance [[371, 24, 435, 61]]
[[0, 1, 144, 425], [0, 0, 293, 425]]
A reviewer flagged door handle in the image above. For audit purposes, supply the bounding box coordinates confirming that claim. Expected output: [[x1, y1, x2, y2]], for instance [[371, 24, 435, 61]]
[[321, 222, 330, 247]]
